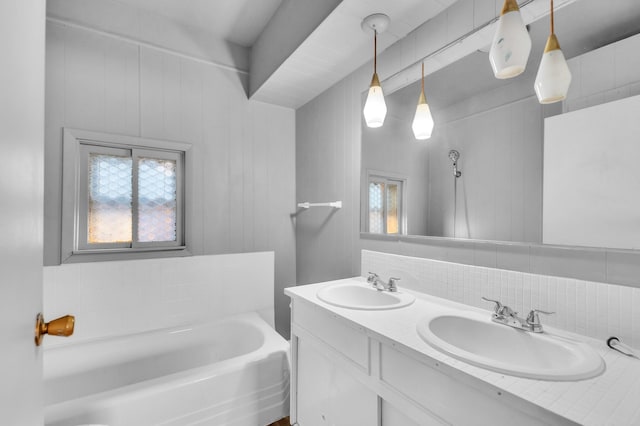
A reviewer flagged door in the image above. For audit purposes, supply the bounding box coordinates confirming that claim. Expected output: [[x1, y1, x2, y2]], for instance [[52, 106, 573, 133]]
[[0, 1, 46, 424]]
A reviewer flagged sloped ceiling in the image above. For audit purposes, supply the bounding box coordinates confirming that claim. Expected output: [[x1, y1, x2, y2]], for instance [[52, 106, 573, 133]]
[[249, 0, 457, 108], [112, 0, 283, 47], [51, 0, 634, 111]]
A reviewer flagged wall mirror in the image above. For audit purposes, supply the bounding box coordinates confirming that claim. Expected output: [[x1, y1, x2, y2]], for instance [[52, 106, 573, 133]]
[[361, 0, 640, 250]]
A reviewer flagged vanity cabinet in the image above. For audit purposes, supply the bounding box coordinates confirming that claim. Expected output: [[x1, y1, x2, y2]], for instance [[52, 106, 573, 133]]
[[296, 337, 378, 425], [288, 297, 573, 426]]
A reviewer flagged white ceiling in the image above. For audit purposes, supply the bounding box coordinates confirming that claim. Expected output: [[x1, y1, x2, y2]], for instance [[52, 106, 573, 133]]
[[113, 0, 282, 47], [390, 0, 640, 110], [250, 0, 458, 107], [54, 0, 456, 107], [58, 0, 639, 110]]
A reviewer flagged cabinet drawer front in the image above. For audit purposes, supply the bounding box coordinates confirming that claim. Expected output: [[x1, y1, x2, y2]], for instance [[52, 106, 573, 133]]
[[379, 345, 556, 426], [294, 301, 369, 370]]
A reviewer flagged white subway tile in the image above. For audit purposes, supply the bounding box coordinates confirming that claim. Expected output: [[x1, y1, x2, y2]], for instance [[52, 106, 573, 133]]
[[360, 250, 638, 349], [618, 286, 633, 347], [596, 284, 609, 340], [607, 285, 621, 338], [565, 279, 576, 333], [632, 289, 640, 348], [43, 252, 275, 342]]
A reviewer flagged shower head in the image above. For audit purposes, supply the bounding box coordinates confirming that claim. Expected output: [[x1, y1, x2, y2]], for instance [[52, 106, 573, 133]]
[[448, 150, 462, 178]]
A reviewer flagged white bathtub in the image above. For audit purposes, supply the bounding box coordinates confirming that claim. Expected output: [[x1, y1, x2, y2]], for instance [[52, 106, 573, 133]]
[[44, 312, 290, 426]]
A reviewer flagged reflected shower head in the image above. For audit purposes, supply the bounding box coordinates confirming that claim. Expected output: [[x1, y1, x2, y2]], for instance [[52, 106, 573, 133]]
[[448, 150, 461, 178]]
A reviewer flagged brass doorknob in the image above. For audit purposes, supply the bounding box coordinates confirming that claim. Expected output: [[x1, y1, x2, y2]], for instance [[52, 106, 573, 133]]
[[35, 313, 75, 346]]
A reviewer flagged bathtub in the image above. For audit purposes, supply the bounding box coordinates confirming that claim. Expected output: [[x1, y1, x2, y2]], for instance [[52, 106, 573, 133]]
[[44, 312, 290, 426]]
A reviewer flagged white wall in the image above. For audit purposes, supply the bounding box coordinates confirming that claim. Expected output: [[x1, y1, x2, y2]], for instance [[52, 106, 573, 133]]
[[44, 21, 296, 336], [46, 0, 249, 74], [544, 94, 640, 250]]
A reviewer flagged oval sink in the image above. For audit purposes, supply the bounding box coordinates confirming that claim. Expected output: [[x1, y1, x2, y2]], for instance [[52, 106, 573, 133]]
[[417, 312, 604, 381], [317, 282, 415, 310]]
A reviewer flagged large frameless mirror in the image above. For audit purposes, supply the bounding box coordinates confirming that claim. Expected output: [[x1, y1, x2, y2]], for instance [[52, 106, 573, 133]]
[[360, 0, 640, 250]]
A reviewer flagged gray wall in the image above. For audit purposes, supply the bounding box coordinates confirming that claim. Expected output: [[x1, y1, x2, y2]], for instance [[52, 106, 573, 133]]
[[425, 95, 550, 242], [45, 21, 297, 336], [296, 33, 640, 289], [295, 73, 363, 285]]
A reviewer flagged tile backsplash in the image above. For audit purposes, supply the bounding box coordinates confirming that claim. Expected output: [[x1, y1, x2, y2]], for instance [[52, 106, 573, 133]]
[[362, 250, 639, 350], [44, 252, 274, 345]]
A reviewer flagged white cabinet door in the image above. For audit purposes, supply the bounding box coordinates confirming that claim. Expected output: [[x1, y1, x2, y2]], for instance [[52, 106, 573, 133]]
[[0, 1, 46, 424], [296, 337, 377, 426], [380, 400, 421, 426], [380, 399, 449, 426]]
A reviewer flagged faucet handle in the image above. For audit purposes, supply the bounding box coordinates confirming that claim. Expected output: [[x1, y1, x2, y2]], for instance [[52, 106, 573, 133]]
[[481, 297, 503, 314], [526, 309, 555, 325], [388, 277, 401, 292]]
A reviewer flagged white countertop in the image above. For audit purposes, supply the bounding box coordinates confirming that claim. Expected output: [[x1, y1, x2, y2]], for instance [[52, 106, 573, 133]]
[[286, 277, 640, 426]]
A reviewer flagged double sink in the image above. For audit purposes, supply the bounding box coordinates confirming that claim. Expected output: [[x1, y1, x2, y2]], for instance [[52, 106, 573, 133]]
[[316, 278, 605, 381]]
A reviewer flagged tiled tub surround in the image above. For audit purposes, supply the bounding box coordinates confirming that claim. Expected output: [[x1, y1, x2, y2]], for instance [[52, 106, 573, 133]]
[[43, 252, 276, 344], [287, 278, 640, 425], [362, 250, 640, 351]]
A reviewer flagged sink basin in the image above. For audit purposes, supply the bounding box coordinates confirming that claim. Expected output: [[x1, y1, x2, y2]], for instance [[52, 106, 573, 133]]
[[417, 311, 605, 381], [316, 282, 415, 310]]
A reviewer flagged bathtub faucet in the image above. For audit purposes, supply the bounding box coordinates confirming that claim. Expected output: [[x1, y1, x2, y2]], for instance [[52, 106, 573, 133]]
[[367, 272, 400, 292]]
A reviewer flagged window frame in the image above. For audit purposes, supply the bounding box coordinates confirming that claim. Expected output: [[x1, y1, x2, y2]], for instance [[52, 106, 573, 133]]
[[62, 128, 191, 263], [364, 170, 408, 235]]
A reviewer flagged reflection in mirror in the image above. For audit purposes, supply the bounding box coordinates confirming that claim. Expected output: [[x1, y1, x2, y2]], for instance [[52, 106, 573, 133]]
[[361, 0, 640, 249], [366, 174, 405, 235]]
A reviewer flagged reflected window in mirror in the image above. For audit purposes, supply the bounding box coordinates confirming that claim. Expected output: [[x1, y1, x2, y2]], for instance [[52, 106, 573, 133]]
[[367, 175, 405, 235]]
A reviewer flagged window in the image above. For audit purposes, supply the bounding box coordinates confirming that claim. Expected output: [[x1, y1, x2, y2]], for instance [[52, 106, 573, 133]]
[[366, 174, 406, 235], [62, 129, 190, 262]]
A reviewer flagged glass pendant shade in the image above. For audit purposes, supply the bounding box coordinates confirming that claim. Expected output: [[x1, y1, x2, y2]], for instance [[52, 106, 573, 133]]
[[489, 0, 532, 79], [534, 34, 571, 104], [412, 92, 434, 140], [364, 73, 387, 128]]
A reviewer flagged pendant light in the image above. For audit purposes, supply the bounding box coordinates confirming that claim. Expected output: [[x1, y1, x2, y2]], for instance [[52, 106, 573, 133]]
[[412, 63, 434, 140], [489, 0, 532, 79], [362, 14, 390, 128], [534, 0, 572, 104]]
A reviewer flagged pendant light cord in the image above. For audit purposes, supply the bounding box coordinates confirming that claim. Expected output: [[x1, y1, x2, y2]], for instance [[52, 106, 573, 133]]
[[421, 62, 425, 93], [550, 0, 555, 34], [374, 29, 378, 73]]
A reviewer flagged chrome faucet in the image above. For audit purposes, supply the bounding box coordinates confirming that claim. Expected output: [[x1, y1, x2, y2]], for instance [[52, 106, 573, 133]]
[[367, 272, 400, 292], [482, 297, 554, 333]]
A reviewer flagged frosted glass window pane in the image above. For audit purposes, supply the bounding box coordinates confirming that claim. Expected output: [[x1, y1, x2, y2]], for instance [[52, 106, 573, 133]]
[[88, 154, 132, 243], [137, 157, 177, 242], [387, 184, 399, 234], [369, 182, 384, 234]]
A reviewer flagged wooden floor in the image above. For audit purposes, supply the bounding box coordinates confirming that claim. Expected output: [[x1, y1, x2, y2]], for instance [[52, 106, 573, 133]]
[[268, 417, 290, 426]]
